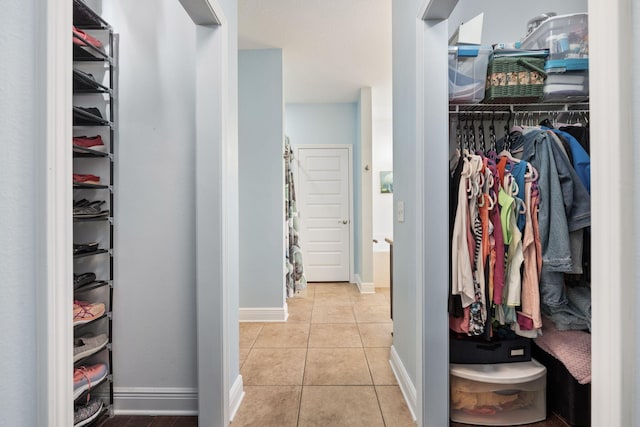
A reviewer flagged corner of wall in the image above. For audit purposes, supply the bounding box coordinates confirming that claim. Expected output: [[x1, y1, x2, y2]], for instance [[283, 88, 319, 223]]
[[354, 274, 376, 294]]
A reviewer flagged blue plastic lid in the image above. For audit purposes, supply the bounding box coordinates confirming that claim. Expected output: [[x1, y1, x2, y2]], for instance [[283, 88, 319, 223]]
[[457, 45, 480, 57], [545, 58, 589, 71]]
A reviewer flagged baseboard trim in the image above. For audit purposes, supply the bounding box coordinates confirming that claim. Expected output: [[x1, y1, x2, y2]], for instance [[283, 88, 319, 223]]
[[229, 374, 244, 421], [389, 345, 418, 422], [113, 387, 198, 415], [354, 274, 376, 294], [239, 305, 288, 322]]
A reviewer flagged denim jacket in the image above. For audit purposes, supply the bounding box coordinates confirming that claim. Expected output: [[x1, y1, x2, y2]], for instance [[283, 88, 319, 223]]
[[508, 129, 591, 307]]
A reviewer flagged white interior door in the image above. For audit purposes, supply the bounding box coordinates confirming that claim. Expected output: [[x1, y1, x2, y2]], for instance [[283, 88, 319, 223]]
[[296, 146, 351, 282]]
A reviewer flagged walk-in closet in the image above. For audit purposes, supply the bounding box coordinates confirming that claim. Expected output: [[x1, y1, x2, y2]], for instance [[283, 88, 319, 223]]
[[446, 6, 592, 427], [414, 0, 596, 426]]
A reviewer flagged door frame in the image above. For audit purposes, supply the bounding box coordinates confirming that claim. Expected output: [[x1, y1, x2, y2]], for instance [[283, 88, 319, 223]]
[[294, 144, 355, 283]]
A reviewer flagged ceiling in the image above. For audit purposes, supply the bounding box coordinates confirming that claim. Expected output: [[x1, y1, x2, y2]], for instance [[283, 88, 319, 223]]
[[238, 0, 392, 120]]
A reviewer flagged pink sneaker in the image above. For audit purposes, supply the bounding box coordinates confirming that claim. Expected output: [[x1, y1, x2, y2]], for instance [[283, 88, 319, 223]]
[[73, 174, 101, 185], [73, 300, 106, 326], [72, 26, 103, 49], [74, 363, 108, 400], [73, 135, 107, 153]]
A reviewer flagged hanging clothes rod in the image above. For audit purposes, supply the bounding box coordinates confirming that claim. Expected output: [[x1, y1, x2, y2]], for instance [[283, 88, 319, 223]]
[[449, 102, 589, 114]]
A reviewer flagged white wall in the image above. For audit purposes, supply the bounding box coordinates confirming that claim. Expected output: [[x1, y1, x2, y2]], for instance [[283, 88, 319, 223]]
[[372, 118, 393, 287], [358, 88, 373, 285], [238, 48, 285, 309], [104, 0, 199, 410], [634, 0, 640, 418], [221, 0, 240, 403], [372, 118, 393, 250], [0, 1, 38, 425]]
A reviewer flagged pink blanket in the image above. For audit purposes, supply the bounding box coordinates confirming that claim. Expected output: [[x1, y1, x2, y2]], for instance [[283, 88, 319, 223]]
[[535, 317, 591, 384]]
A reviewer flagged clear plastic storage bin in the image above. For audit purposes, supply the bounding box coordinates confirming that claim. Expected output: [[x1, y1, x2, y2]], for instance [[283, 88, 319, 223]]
[[449, 45, 492, 104], [450, 359, 547, 426], [543, 65, 589, 102], [520, 13, 588, 62]]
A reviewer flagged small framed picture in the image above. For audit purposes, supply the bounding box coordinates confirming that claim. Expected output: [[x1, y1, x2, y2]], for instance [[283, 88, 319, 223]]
[[380, 171, 393, 193]]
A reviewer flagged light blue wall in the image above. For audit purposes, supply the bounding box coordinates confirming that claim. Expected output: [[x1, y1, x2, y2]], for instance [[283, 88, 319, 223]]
[[392, 0, 420, 385], [285, 103, 360, 279], [286, 103, 358, 148], [239, 49, 284, 308], [104, 0, 201, 400], [0, 1, 38, 425]]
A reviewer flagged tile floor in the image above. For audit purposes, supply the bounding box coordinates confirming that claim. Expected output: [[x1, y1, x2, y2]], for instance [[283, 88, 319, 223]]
[[99, 282, 570, 427], [231, 282, 415, 427]]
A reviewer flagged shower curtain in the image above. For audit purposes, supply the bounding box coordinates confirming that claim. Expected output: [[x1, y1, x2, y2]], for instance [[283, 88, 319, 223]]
[[284, 137, 307, 297]]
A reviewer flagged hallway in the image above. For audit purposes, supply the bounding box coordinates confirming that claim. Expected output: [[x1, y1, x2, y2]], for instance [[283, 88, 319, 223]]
[[232, 282, 414, 426]]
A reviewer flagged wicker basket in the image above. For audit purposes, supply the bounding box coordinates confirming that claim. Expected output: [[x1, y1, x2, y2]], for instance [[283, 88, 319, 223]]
[[484, 57, 546, 103]]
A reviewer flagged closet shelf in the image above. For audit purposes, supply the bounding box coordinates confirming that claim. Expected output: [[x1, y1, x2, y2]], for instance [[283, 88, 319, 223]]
[[73, 216, 110, 223], [73, 69, 113, 95], [74, 345, 110, 366], [73, 147, 110, 158], [449, 102, 590, 114], [73, 313, 110, 330], [73, 0, 112, 29], [73, 249, 109, 259], [73, 107, 112, 127], [74, 280, 111, 294], [73, 44, 113, 64], [73, 183, 110, 190]]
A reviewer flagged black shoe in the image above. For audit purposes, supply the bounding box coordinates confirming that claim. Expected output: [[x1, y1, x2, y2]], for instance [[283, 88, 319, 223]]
[[74, 272, 97, 289]]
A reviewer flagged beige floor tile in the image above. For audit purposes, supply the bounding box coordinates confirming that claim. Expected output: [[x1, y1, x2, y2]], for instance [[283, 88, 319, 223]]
[[287, 294, 314, 306], [314, 287, 350, 297], [288, 286, 314, 300], [345, 283, 362, 295], [375, 386, 417, 426], [253, 323, 310, 348], [303, 348, 372, 385], [298, 386, 384, 427], [358, 322, 393, 347], [241, 348, 307, 385], [286, 300, 313, 323], [354, 304, 391, 323], [239, 323, 264, 348], [308, 323, 363, 348], [231, 385, 301, 427], [364, 347, 397, 385], [239, 347, 251, 369], [311, 305, 356, 323], [376, 287, 391, 298], [350, 292, 389, 306], [313, 294, 353, 306]]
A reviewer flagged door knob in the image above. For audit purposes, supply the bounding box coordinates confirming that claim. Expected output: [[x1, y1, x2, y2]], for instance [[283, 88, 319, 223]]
[[342, 220, 348, 224]]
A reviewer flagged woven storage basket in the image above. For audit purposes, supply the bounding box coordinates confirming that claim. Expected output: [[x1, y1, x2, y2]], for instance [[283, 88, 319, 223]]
[[484, 57, 546, 103]]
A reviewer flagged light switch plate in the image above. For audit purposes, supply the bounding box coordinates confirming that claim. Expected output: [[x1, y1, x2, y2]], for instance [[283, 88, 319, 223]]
[[397, 201, 405, 223]]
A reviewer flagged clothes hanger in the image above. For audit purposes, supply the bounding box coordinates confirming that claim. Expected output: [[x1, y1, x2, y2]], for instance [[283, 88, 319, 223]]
[[489, 113, 497, 153], [478, 114, 486, 153]]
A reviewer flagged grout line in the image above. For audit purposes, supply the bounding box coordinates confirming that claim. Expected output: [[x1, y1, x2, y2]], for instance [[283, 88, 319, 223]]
[[372, 385, 388, 427]]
